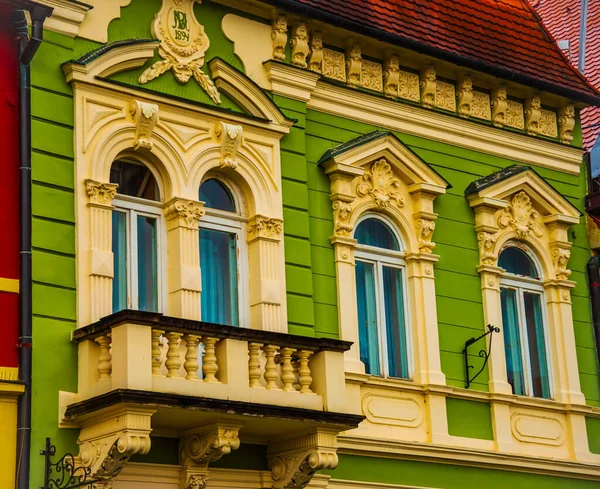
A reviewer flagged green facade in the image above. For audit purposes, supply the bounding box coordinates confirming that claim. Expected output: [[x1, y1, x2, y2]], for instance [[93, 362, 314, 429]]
[[28, 1, 600, 488]]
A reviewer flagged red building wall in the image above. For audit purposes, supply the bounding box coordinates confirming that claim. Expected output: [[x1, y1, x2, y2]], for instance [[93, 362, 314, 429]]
[[0, 4, 21, 373]]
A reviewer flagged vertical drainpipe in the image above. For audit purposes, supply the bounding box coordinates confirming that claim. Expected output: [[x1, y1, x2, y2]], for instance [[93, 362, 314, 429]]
[[587, 257, 600, 375], [579, 0, 588, 74], [13, 6, 50, 489]]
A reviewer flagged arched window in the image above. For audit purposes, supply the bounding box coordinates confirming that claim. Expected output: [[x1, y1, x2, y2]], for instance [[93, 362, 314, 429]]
[[199, 178, 244, 326], [499, 245, 551, 399], [110, 159, 162, 313], [354, 216, 410, 379]]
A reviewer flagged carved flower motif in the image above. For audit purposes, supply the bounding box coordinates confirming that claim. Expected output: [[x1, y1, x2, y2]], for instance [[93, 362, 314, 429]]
[[357, 159, 404, 208], [497, 191, 544, 238]]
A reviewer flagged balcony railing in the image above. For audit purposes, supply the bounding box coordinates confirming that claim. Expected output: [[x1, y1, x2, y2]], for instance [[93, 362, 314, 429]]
[[71, 310, 352, 413]]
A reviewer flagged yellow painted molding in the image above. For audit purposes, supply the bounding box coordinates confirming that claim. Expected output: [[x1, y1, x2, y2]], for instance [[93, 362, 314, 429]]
[[0, 368, 19, 383], [33, 0, 91, 38], [337, 435, 600, 480], [0, 278, 19, 294], [0, 381, 24, 396]]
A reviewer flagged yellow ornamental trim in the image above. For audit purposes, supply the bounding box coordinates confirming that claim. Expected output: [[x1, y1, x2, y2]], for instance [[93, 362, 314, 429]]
[[139, 0, 220, 104]]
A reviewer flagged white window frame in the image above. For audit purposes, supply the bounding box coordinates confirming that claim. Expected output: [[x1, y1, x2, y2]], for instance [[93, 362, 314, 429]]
[[113, 194, 166, 312], [499, 246, 554, 399], [199, 181, 250, 328], [354, 214, 413, 379]]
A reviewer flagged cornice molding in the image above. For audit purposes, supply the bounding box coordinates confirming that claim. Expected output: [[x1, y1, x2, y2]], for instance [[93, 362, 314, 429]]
[[33, 0, 91, 38], [307, 81, 583, 175]]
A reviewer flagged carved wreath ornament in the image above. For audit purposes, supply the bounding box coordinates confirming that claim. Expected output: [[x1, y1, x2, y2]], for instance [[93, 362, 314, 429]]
[[357, 159, 404, 208], [139, 0, 220, 104], [497, 191, 544, 238]]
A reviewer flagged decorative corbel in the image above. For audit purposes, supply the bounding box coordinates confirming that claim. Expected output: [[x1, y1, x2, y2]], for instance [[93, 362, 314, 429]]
[[290, 22, 310, 68], [491, 86, 508, 127], [457, 75, 473, 118], [419, 65, 436, 109], [308, 30, 323, 73], [179, 423, 242, 489], [383, 53, 401, 98], [77, 407, 154, 487], [164, 197, 205, 230], [345, 41, 362, 88], [268, 430, 339, 489], [415, 218, 436, 253], [558, 103, 575, 145], [552, 246, 572, 280], [247, 215, 283, 242], [215, 121, 243, 169], [477, 231, 499, 266], [332, 200, 353, 237], [272, 14, 288, 61], [525, 95, 542, 136], [85, 179, 118, 207], [130, 100, 158, 150]]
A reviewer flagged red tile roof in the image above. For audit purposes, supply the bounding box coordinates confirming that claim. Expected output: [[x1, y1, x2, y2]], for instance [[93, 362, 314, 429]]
[[265, 0, 600, 105], [531, 0, 600, 149]]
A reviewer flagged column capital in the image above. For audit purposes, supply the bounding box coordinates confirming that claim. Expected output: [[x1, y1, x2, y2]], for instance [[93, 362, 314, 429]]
[[164, 198, 205, 230], [85, 179, 118, 208], [247, 215, 283, 242]]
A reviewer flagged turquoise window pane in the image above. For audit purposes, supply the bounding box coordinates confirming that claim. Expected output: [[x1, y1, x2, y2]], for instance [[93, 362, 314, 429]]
[[498, 247, 539, 278], [356, 260, 380, 375], [523, 292, 551, 399], [200, 228, 239, 326], [137, 215, 158, 312], [200, 179, 236, 212], [501, 287, 525, 396], [112, 211, 127, 312], [382, 266, 409, 379], [355, 218, 400, 250]]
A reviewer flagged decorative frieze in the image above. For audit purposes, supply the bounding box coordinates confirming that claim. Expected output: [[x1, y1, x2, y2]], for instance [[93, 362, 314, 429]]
[[164, 198, 205, 230], [505, 100, 525, 129], [420, 65, 436, 108], [456, 76, 473, 118], [472, 91, 492, 120], [290, 22, 310, 68], [130, 100, 158, 150], [415, 218, 436, 253], [361, 59, 383, 92], [139, 0, 220, 104], [539, 108, 558, 138], [399, 70, 420, 101], [345, 42, 362, 88], [247, 215, 283, 241], [215, 121, 243, 169], [491, 86, 508, 127], [85, 179, 118, 207], [525, 95, 542, 136], [435, 80, 456, 112], [558, 104, 575, 145], [271, 14, 288, 62], [332, 200, 353, 237], [322, 48, 346, 82], [356, 159, 404, 208], [497, 191, 544, 238], [308, 31, 323, 73]]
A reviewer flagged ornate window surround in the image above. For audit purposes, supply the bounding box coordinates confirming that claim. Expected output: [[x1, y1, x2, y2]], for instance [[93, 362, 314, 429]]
[[64, 45, 293, 333], [318, 131, 449, 386], [465, 166, 595, 458]]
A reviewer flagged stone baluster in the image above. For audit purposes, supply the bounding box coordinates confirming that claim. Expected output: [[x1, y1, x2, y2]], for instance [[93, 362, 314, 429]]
[[202, 337, 219, 383], [248, 342, 263, 388], [151, 329, 164, 375], [280, 347, 296, 392], [263, 345, 280, 390], [297, 350, 313, 394], [183, 334, 201, 380], [165, 332, 182, 378], [95, 335, 112, 381]]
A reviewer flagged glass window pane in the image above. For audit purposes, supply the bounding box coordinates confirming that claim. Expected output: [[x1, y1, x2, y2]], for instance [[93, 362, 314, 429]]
[[355, 218, 400, 250], [523, 292, 551, 399], [110, 160, 160, 201], [382, 266, 409, 379], [200, 228, 239, 325], [137, 216, 158, 312], [498, 247, 539, 278], [355, 261, 380, 375], [501, 287, 526, 395], [112, 211, 127, 312], [199, 179, 236, 213]]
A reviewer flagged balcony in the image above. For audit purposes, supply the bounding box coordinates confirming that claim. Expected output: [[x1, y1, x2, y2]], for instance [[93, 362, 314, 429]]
[[61, 310, 363, 488]]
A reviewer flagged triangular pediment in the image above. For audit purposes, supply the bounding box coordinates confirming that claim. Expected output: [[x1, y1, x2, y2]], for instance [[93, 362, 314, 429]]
[[318, 131, 450, 193], [466, 165, 581, 221]]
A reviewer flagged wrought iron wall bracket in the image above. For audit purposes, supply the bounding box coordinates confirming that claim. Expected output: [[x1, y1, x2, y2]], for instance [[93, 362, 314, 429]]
[[463, 324, 500, 389], [40, 437, 97, 489]]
